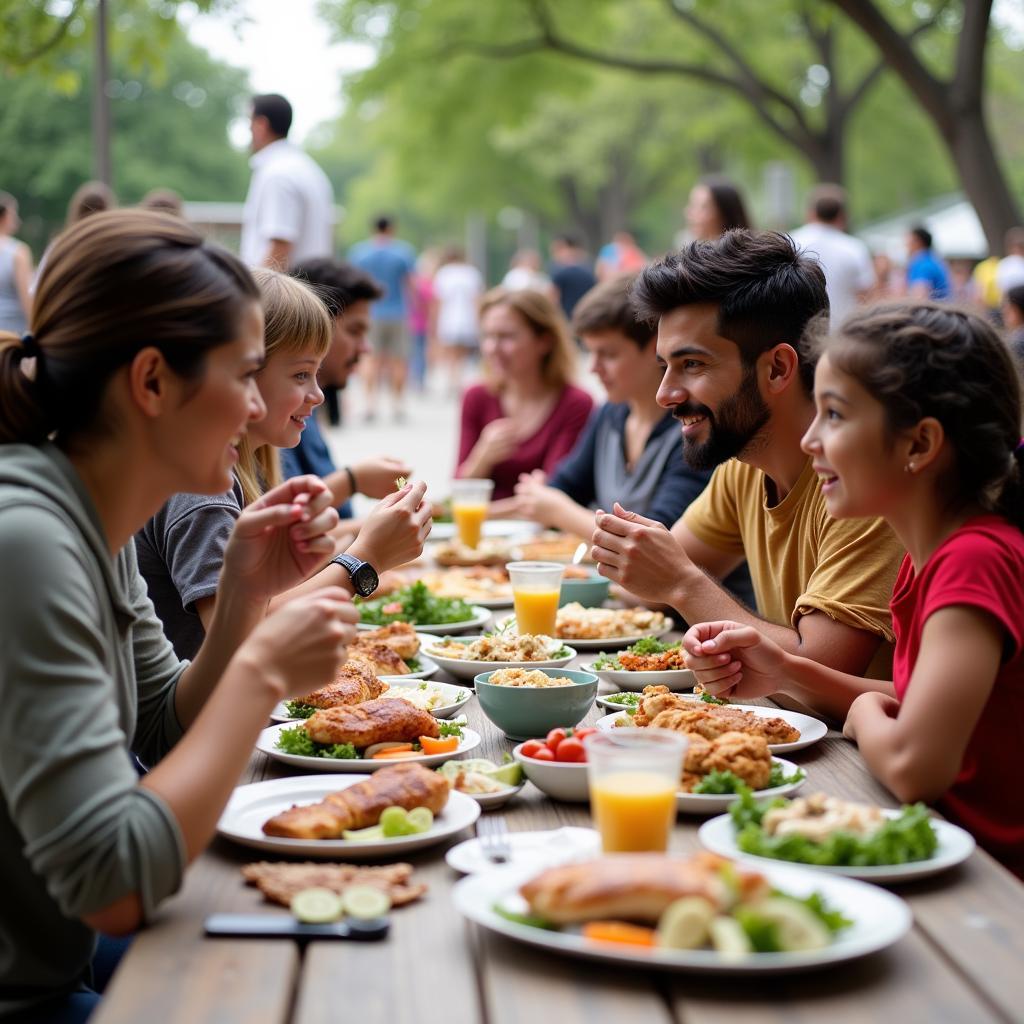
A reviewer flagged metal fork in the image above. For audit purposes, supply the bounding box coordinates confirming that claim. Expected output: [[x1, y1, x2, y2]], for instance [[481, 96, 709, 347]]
[[477, 816, 512, 865]]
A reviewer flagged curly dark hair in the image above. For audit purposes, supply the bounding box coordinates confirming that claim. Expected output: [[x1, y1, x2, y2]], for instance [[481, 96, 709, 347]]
[[819, 302, 1024, 529]]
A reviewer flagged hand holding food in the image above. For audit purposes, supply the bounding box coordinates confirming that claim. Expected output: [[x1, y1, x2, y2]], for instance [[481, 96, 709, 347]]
[[224, 475, 341, 600], [682, 620, 790, 701], [590, 503, 693, 605], [349, 480, 432, 573]]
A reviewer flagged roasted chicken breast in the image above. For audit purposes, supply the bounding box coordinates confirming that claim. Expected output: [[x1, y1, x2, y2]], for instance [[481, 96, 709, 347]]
[[304, 698, 440, 748], [356, 622, 420, 660], [347, 641, 411, 676], [298, 662, 387, 709]]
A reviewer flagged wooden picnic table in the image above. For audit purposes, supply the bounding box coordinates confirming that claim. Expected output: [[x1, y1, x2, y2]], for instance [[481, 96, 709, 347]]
[[94, 632, 1024, 1024]]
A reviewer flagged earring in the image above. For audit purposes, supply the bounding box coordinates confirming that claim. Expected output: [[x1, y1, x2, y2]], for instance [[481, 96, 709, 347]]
[[904, 462, 916, 474]]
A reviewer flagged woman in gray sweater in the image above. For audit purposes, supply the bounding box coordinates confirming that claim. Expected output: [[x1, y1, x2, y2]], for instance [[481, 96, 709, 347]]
[[0, 211, 358, 1021]]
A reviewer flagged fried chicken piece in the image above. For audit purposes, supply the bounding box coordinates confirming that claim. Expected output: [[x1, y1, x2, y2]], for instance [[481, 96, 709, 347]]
[[242, 861, 428, 907], [299, 662, 388, 709], [347, 642, 411, 677], [262, 762, 450, 839], [356, 622, 420, 660], [617, 648, 686, 672], [631, 685, 685, 727], [304, 698, 440, 748], [521, 852, 768, 924], [638, 687, 800, 745], [679, 731, 772, 792]]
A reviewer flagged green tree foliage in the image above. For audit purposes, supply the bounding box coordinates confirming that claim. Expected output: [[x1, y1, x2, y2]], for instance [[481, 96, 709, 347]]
[[0, 24, 250, 255]]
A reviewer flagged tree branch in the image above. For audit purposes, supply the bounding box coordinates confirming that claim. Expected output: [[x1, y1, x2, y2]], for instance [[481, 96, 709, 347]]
[[953, 0, 993, 105], [7, 0, 87, 65]]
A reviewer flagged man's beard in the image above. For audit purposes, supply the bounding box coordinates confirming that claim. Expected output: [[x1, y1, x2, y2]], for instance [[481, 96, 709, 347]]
[[673, 365, 770, 471]]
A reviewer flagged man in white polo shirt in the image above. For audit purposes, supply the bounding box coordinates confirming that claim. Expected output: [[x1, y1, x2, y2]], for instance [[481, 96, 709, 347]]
[[241, 93, 334, 270], [789, 184, 874, 327]]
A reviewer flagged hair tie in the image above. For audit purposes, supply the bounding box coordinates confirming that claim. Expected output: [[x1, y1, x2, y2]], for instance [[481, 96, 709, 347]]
[[20, 332, 40, 359]]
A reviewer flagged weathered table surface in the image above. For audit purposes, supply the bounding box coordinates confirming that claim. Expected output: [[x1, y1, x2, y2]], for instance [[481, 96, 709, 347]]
[[94, 630, 1024, 1024]]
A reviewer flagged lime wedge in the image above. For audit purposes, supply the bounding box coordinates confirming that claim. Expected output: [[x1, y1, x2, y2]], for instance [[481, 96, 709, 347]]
[[291, 887, 344, 924], [406, 807, 434, 833], [484, 762, 523, 787], [342, 885, 392, 920]]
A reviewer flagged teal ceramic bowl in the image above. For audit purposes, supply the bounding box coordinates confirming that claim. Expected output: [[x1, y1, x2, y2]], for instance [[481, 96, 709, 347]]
[[474, 668, 598, 741], [558, 572, 611, 608]]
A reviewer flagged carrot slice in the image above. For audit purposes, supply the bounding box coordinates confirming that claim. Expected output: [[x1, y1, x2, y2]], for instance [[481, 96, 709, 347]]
[[370, 744, 416, 759], [581, 922, 657, 948], [418, 735, 459, 755]]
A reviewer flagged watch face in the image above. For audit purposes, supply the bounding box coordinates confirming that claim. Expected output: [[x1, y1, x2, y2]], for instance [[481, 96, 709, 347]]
[[353, 563, 379, 597]]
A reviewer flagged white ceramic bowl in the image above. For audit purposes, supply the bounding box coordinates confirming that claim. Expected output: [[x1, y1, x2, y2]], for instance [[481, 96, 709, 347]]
[[512, 742, 590, 802]]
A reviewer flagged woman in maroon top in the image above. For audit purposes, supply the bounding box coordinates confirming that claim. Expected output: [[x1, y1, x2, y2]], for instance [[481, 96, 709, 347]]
[[456, 287, 593, 500]]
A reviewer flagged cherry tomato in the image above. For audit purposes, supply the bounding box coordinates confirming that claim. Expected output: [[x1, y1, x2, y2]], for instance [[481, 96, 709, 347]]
[[573, 727, 597, 742], [527, 746, 555, 762], [554, 737, 586, 763], [545, 728, 568, 753], [520, 739, 547, 759]]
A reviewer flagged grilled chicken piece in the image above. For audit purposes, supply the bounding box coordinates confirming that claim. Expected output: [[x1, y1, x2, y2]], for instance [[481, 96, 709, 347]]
[[299, 663, 387, 709], [304, 698, 440, 748], [242, 861, 427, 907], [347, 642, 411, 676], [262, 762, 450, 839], [356, 622, 420, 660], [521, 852, 768, 924], [679, 731, 772, 792]]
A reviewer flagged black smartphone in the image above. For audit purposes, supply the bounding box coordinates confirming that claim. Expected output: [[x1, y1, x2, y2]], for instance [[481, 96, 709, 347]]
[[204, 914, 389, 941]]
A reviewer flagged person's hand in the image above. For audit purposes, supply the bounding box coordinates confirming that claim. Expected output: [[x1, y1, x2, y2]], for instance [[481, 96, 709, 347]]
[[512, 472, 569, 526], [239, 587, 358, 699], [348, 480, 432, 573], [350, 457, 414, 499], [843, 690, 900, 741], [223, 476, 339, 602], [473, 418, 520, 467], [590, 503, 692, 605], [681, 620, 788, 700]]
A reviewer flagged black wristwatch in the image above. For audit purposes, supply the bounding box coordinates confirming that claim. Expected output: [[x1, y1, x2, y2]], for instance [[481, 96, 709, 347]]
[[330, 553, 379, 597]]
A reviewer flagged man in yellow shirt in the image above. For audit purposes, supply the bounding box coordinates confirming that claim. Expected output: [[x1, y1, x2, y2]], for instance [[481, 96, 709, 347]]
[[591, 230, 904, 720]]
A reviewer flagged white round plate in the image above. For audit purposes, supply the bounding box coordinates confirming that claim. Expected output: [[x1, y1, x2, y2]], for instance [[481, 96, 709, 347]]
[[256, 722, 482, 772], [595, 693, 690, 713], [446, 826, 601, 875], [452, 858, 912, 973], [468, 783, 525, 810], [358, 605, 492, 635], [381, 654, 440, 681], [420, 638, 577, 682], [587, 665, 697, 692], [676, 757, 806, 815], [269, 672, 462, 724], [593, 705, 828, 754], [496, 615, 673, 650], [217, 774, 480, 858], [430, 519, 540, 541], [698, 810, 976, 883]]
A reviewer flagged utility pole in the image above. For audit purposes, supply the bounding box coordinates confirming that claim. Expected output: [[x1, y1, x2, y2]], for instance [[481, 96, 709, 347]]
[[92, 0, 112, 185]]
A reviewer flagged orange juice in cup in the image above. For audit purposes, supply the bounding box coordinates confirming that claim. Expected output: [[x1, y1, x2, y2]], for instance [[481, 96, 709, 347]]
[[506, 561, 565, 636], [585, 730, 687, 853], [450, 479, 494, 548]]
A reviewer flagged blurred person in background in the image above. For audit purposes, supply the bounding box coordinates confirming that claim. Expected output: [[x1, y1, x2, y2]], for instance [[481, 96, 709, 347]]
[[33, 181, 117, 292], [432, 244, 484, 396], [971, 252, 1003, 321], [349, 215, 417, 422], [996, 228, 1024, 298], [867, 251, 904, 301], [1001, 283, 1024, 367], [502, 248, 552, 293], [548, 233, 596, 319], [140, 189, 185, 218], [241, 93, 334, 271], [790, 184, 875, 326], [595, 229, 647, 281], [948, 258, 981, 307], [684, 175, 751, 241], [906, 225, 950, 300], [0, 191, 33, 334], [407, 249, 438, 393], [456, 288, 593, 502]]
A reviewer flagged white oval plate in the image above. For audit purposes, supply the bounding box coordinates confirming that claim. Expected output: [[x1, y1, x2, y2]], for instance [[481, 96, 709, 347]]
[[256, 722, 482, 772], [357, 605, 492, 635], [420, 639, 577, 682], [593, 705, 828, 754], [496, 615, 673, 650], [452, 858, 912, 973], [676, 757, 806, 815], [217, 774, 480, 858], [596, 693, 691, 713], [446, 826, 601, 875], [586, 665, 697, 692], [698, 809, 976, 883]]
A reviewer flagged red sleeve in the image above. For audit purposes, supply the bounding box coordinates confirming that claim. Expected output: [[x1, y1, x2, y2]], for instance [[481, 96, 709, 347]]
[[456, 385, 490, 476], [541, 387, 594, 475], [919, 532, 1024, 661]]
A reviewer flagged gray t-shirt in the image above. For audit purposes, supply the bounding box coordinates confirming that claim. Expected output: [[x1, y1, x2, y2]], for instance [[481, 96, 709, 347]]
[[0, 443, 186, 1014], [135, 479, 244, 661]]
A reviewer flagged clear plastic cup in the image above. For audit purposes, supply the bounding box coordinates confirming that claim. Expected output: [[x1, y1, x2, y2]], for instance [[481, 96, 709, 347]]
[[505, 560, 565, 637], [584, 729, 688, 853], [450, 478, 494, 548]]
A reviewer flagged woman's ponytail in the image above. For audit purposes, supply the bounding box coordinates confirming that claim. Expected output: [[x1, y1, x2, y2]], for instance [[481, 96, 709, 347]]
[[0, 332, 50, 444]]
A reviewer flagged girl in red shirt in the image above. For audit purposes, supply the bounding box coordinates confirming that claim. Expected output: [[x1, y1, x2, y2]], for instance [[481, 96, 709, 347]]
[[681, 303, 1024, 877]]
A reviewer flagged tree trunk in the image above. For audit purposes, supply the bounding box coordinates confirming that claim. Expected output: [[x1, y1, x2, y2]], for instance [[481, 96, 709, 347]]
[[946, 109, 1022, 256]]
